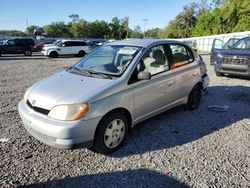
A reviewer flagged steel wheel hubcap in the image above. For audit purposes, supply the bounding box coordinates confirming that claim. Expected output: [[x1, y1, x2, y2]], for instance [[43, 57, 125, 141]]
[[104, 119, 125, 149]]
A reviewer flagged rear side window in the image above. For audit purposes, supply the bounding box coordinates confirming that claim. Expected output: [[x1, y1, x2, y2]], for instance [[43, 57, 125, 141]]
[[70, 41, 87, 46], [169, 44, 194, 69]]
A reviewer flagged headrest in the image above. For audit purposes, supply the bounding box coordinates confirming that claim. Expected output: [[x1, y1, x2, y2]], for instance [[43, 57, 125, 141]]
[[153, 49, 163, 59]]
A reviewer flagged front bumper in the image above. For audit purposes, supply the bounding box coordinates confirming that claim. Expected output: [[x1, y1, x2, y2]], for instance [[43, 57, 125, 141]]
[[202, 74, 209, 89], [18, 100, 102, 149], [41, 50, 48, 56], [214, 61, 250, 77]]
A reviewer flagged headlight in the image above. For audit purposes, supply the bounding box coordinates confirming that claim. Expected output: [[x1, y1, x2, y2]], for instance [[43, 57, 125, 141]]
[[23, 89, 30, 101], [48, 103, 89, 121], [217, 53, 223, 58]]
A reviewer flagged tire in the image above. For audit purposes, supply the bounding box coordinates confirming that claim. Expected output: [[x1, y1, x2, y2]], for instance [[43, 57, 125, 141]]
[[78, 50, 86, 57], [24, 50, 32, 56], [215, 71, 223, 77], [49, 51, 58, 58], [93, 112, 128, 154], [186, 84, 201, 110]]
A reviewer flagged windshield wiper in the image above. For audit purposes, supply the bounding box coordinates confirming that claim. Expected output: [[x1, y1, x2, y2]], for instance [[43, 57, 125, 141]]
[[83, 69, 113, 79], [68, 67, 92, 76]]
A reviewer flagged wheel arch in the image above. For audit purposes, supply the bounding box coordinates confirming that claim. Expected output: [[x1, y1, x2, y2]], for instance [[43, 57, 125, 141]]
[[94, 107, 132, 141]]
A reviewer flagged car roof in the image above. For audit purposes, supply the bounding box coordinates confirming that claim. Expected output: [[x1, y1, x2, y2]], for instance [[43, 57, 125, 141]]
[[61, 39, 85, 42], [108, 39, 181, 47]]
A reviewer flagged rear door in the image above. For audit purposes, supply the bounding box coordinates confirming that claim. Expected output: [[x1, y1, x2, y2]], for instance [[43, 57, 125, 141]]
[[168, 43, 200, 101], [15, 39, 25, 53], [79, 41, 90, 53]]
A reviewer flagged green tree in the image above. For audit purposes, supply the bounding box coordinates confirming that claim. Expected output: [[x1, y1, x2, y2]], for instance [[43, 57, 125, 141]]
[[69, 14, 79, 23], [163, 3, 199, 38], [192, 0, 250, 36], [43, 22, 71, 38], [145, 28, 163, 38], [26, 25, 38, 35], [69, 19, 88, 38], [130, 25, 143, 38], [109, 17, 120, 39]]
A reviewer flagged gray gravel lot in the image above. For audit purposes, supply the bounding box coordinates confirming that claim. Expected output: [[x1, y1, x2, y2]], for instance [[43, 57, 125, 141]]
[[0, 53, 249, 188]]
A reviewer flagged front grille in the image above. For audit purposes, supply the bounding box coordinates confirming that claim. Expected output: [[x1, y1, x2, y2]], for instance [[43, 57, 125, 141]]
[[26, 100, 50, 115], [221, 57, 249, 65]]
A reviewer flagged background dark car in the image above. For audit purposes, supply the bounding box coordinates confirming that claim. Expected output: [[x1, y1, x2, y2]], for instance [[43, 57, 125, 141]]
[[33, 40, 56, 52], [210, 38, 240, 65], [212, 37, 250, 77], [0, 38, 35, 56]]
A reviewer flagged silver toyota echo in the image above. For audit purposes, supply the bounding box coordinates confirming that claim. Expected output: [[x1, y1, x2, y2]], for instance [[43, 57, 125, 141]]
[[18, 39, 209, 154]]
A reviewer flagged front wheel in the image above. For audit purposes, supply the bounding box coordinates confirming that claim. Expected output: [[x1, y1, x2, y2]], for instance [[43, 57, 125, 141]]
[[186, 84, 201, 110], [93, 112, 128, 154], [24, 50, 32, 56], [49, 51, 58, 58]]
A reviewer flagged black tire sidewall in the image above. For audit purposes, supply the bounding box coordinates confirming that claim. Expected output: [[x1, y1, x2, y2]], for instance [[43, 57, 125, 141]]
[[49, 51, 58, 58], [24, 50, 32, 56], [187, 85, 201, 110], [215, 71, 223, 76], [94, 112, 128, 154], [78, 51, 86, 57]]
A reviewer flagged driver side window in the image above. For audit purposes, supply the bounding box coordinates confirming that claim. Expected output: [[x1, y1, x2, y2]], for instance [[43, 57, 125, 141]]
[[128, 45, 169, 84], [140, 45, 169, 76], [7, 40, 15, 46]]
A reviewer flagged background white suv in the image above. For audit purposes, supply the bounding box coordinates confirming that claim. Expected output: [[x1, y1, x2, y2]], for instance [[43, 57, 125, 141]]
[[42, 40, 92, 58]]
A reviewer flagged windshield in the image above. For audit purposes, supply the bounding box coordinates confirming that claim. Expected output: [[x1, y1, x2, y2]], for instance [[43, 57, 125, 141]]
[[232, 38, 250, 50], [53, 40, 61, 46], [73, 45, 141, 76]]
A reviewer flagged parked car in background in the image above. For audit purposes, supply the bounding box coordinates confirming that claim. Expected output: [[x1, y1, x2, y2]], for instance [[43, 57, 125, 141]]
[[33, 40, 56, 52], [0, 38, 35, 56], [213, 37, 250, 77], [42, 39, 92, 58], [18, 39, 208, 154], [210, 38, 240, 65], [86, 41, 99, 51]]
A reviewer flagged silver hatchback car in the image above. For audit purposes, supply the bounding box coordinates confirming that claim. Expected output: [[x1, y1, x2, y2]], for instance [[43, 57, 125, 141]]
[[18, 39, 209, 154]]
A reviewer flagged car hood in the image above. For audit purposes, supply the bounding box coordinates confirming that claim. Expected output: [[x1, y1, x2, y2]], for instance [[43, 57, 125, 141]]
[[219, 49, 250, 57], [27, 70, 113, 110]]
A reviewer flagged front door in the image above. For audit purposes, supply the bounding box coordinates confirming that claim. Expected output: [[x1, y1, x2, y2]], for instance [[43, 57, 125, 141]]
[[131, 44, 176, 123]]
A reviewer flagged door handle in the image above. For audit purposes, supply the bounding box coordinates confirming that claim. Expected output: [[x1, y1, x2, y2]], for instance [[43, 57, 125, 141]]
[[192, 71, 198, 76], [166, 80, 173, 86]]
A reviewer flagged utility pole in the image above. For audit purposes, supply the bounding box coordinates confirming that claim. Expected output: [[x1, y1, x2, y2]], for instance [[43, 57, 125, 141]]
[[26, 18, 29, 28], [142, 19, 148, 38]]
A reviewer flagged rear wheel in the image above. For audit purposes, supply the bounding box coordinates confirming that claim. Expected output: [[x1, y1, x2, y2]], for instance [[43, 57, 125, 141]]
[[215, 71, 224, 77], [24, 50, 32, 56], [49, 51, 58, 58], [186, 84, 201, 110], [93, 112, 128, 154], [78, 50, 86, 57]]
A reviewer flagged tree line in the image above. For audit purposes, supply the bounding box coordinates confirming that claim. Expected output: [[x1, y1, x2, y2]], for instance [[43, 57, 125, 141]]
[[1, 0, 249, 39]]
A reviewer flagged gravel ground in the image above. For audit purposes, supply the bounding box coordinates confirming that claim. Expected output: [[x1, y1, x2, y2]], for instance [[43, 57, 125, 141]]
[[0, 53, 249, 188]]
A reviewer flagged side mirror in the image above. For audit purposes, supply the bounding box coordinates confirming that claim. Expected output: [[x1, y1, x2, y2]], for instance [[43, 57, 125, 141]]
[[62, 44, 65, 47], [138, 71, 151, 80]]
